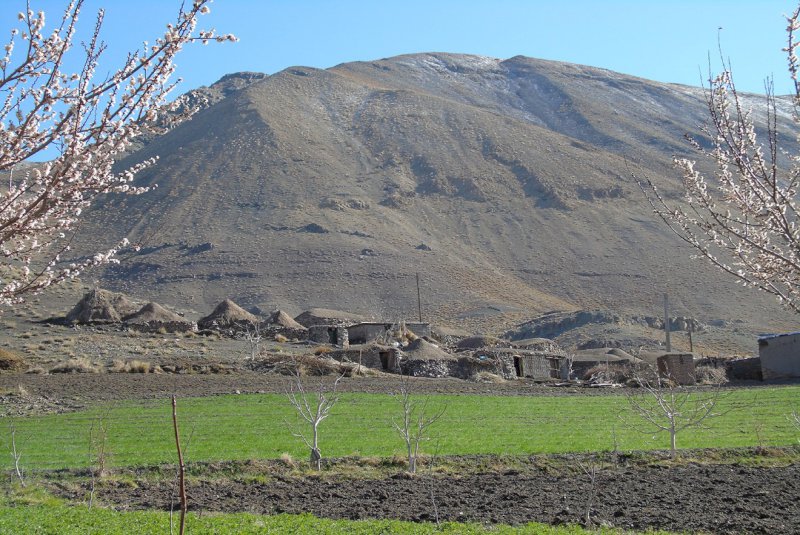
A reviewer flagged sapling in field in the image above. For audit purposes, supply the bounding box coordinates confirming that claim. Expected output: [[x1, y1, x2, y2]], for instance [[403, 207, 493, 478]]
[[242, 322, 262, 360], [87, 414, 110, 509], [623, 366, 728, 457], [391, 375, 446, 474], [285, 370, 343, 470], [8, 419, 24, 487]]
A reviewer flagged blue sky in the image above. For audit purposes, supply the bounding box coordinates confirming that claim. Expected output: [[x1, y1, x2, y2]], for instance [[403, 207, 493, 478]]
[[7, 1, 800, 95]]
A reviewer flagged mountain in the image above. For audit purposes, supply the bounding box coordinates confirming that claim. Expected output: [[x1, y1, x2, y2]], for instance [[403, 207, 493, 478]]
[[74, 53, 797, 341]]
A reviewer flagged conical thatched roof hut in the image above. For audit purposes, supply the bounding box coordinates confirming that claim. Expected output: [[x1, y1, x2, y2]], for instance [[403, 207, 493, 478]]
[[124, 302, 186, 324], [198, 299, 258, 330], [267, 309, 306, 330], [66, 288, 139, 324], [403, 338, 455, 361]]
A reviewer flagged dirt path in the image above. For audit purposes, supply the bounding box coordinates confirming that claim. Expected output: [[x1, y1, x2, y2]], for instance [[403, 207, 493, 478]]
[[74, 461, 800, 534]]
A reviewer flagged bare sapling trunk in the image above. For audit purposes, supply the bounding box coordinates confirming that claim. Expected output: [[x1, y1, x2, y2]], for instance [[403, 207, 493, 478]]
[[8, 420, 24, 487], [172, 395, 187, 535], [623, 366, 728, 457], [391, 375, 446, 474], [578, 457, 599, 526], [285, 371, 343, 470], [87, 415, 109, 509], [243, 322, 262, 360]]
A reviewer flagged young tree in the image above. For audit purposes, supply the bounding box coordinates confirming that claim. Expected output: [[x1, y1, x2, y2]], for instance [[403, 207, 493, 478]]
[[285, 371, 343, 470], [623, 367, 728, 457], [0, 1, 235, 306], [391, 375, 446, 474], [242, 322, 262, 360], [636, 5, 800, 314]]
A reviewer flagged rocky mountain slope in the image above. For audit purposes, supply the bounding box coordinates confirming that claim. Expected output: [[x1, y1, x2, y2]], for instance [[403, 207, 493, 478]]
[[73, 53, 797, 342]]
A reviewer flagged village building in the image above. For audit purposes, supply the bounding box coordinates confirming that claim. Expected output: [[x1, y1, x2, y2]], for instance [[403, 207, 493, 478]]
[[759, 332, 800, 380], [347, 322, 431, 344]]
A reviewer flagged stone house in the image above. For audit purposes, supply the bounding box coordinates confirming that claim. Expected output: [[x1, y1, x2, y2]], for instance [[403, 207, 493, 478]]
[[759, 332, 800, 380], [347, 322, 431, 345]]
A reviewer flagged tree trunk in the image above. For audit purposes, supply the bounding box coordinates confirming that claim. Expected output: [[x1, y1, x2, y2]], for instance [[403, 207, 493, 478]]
[[670, 424, 677, 456]]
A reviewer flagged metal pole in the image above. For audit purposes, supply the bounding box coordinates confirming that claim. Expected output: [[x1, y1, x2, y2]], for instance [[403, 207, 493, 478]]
[[416, 272, 422, 322], [664, 293, 671, 352]]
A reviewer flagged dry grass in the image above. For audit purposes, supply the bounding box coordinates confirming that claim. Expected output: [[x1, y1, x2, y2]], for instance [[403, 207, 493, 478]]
[[110, 359, 153, 373], [0, 348, 27, 372], [695, 365, 729, 385], [274, 334, 288, 343], [313, 346, 333, 355], [470, 371, 506, 384], [278, 452, 296, 468], [251, 354, 344, 376], [49, 357, 103, 374]]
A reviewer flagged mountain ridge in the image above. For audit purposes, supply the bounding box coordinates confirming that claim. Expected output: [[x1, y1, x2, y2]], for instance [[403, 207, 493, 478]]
[[72, 52, 797, 343]]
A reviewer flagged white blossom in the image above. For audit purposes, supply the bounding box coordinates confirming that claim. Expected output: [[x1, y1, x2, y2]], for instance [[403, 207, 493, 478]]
[[636, 5, 800, 314], [0, 0, 235, 306]]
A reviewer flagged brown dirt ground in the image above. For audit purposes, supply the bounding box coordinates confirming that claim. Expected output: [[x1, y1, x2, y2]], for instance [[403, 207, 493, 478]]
[[53, 457, 800, 534]]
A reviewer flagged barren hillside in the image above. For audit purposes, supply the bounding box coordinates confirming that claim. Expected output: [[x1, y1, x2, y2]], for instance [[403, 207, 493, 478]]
[[72, 53, 797, 341]]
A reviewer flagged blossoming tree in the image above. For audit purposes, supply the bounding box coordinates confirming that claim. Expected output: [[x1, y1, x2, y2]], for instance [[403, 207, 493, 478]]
[[637, 5, 800, 314], [0, 0, 235, 305]]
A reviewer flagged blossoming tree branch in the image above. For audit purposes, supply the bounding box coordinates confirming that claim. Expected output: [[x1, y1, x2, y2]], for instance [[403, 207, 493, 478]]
[[636, 5, 800, 314], [0, 0, 235, 306]]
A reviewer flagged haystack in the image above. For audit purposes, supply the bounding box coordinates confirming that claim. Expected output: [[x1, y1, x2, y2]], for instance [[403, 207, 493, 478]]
[[198, 299, 258, 330], [66, 288, 139, 324], [400, 338, 457, 378], [124, 302, 184, 324], [267, 309, 306, 330], [403, 338, 455, 360], [294, 308, 365, 328]]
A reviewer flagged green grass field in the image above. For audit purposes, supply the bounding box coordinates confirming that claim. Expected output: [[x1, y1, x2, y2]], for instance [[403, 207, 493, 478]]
[[0, 505, 652, 535], [4, 385, 798, 471], [0, 487, 672, 535]]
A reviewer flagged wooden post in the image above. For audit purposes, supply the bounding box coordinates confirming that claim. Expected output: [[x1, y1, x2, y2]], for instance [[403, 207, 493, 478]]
[[663, 293, 671, 352], [688, 324, 694, 353], [416, 272, 423, 322], [172, 395, 187, 535]]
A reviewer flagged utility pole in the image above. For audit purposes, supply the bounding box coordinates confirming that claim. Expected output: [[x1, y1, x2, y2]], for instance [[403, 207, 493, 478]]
[[416, 272, 423, 322], [663, 293, 671, 352]]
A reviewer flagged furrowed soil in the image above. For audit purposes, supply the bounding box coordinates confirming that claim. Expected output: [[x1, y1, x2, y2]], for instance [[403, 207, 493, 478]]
[[57, 455, 800, 534]]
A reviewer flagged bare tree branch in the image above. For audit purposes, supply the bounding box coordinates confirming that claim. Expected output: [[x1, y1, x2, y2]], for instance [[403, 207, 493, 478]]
[[0, 1, 235, 306], [285, 369, 343, 470], [390, 374, 446, 474], [622, 365, 730, 457], [635, 6, 800, 313]]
